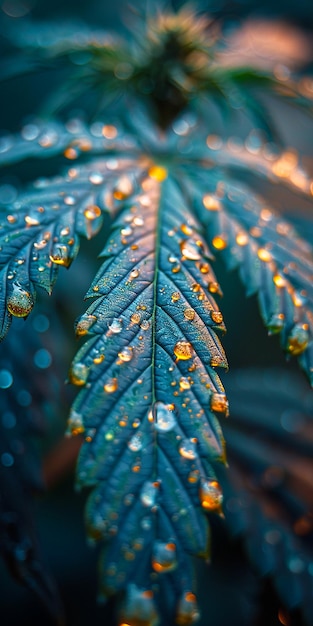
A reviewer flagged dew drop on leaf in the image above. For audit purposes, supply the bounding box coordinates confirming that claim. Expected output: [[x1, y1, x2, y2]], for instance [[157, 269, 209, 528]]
[[199, 479, 223, 512], [75, 314, 97, 337], [104, 378, 118, 393], [108, 318, 123, 334], [180, 239, 202, 261], [176, 592, 200, 625], [154, 402, 176, 432], [127, 432, 142, 452], [287, 323, 309, 356], [118, 347, 133, 362], [184, 308, 195, 321], [203, 194, 221, 211], [179, 377, 191, 390], [174, 341, 194, 361], [49, 244, 71, 267], [69, 362, 89, 386], [152, 541, 177, 573], [179, 438, 197, 460], [210, 392, 229, 415], [7, 283, 34, 317], [84, 205, 102, 220], [212, 236, 227, 250], [210, 311, 223, 324], [140, 481, 159, 507]]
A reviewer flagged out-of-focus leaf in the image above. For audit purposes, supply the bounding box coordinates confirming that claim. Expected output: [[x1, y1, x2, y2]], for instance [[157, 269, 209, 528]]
[[218, 367, 313, 624]]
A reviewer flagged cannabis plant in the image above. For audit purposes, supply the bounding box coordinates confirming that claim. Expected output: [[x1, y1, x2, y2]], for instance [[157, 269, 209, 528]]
[[1, 4, 313, 625]]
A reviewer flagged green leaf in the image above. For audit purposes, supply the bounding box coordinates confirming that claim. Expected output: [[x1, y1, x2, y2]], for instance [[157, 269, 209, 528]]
[[70, 165, 228, 620]]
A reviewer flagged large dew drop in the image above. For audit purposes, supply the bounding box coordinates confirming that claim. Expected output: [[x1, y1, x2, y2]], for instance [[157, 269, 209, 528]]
[[174, 341, 194, 361], [152, 541, 177, 573], [7, 283, 34, 317], [199, 479, 223, 512], [154, 402, 176, 432]]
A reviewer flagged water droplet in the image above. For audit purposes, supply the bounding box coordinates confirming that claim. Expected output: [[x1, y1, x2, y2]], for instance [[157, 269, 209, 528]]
[[174, 341, 194, 361], [89, 172, 104, 185], [108, 318, 123, 334], [287, 324, 309, 356], [113, 176, 133, 200], [25, 214, 40, 226], [171, 263, 181, 273], [129, 269, 140, 280], [132, 216, 144, 227], [121, 585, 157, 626], [257, 248, 272, 262], [184, 308, 195, 321], [84, 205, 101, 220], [140, 481, 159, 507], [212, 236, 227, 250], [67, 409, 84, 436], [179, 438, 197, 460], [199, 479, 223, 512], [75, 314, 97, 337], [121, 225, 132, 237], [128, 433, 142, 452], [64, 195, 76, 206], [104, 378, 118, 393], [49, 244, 71, 267], [130, 312, 141, 324], [154, 402, 176, 432], [179, 377, 190, 390], [180, 238, 203, 261], [176, 592, 200, 625], [7, 283, 34, 317], [236, 232, 249, 246], [208, 281, 220, 294], [188, 469, 200, 484], [102, 125, 117, 139], [210, 311, 223, 324], [203, 194, 221, 211], [1, 452, 14, 467], [152, 541, 177, 573], [181, 224, 193, 236], [0, 369, 13, 389], [171, 292, 180, 302], [93, 353, 105, 364], [118, 347, 133, 362], [148, 165, 167, 181], [210, 393, 229, 414], [34, 348, 52, 369], [69, 362, 89, 386], [140, 320, 150, 331]]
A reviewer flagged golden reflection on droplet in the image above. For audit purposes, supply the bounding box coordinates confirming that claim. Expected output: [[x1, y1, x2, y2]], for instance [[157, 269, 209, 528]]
[[211, 311, 223, 324], [104, 378, 118, 393], [102, 125, 117, 139], [273, 274, 286, 288], [84, 205, 101, 220], [199, 479, 223, 512], [184, 308, 195, 321], [212, 236, 227, 250], [203, 194, 221, 211], [236, 232, 249, 246], [174, 341, 194, 361], [148, 165, 168, 181], [257, 248, 272, 262]]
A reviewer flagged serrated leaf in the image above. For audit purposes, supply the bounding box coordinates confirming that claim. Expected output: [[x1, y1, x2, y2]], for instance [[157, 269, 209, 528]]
[[69, 165, 228, 620], [0, 155, 144, 338], [219, 367, 313, 624]]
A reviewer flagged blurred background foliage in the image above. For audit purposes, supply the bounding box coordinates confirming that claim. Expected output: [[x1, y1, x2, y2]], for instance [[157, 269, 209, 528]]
[[0, 1, 313, 625]]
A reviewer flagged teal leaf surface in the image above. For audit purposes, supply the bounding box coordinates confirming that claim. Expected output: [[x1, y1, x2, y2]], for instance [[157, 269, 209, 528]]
[[70, 166, 228, 621], [0, 155, 144, 338]]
